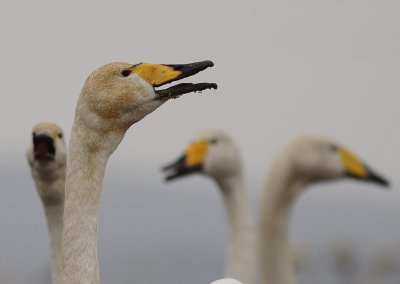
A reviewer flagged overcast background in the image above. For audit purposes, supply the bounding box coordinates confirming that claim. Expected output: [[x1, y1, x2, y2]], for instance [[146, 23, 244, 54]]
[[1, 1, 400, 283]]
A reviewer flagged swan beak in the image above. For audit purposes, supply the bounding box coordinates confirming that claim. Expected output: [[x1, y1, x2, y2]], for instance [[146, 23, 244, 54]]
[[129, 61, 217, 98], [33, 134, 56, 161], [339, 148, 389, 187], [162, 141, 209, 181]]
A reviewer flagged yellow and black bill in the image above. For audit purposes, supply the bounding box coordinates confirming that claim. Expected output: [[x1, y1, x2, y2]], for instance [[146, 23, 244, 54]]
[[33, 133, 56, 161], [162, 154, 203, 181], [162, 140, 209, 181], [125, 60, 217, 99], [339, 148, 389, 187]]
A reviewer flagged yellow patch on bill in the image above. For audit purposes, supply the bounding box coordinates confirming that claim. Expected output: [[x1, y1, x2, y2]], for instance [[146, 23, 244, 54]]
[[339, 148, 368, 177], [185, 141, 209, 167], [131, 63, 181, 86]]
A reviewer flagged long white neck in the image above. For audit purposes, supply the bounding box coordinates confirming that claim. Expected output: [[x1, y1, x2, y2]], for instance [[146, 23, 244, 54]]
[[32, 168, 65, 284], [215, 174, 256, 284], [60, 117, 123, 284], [258, 157, 305, 284]]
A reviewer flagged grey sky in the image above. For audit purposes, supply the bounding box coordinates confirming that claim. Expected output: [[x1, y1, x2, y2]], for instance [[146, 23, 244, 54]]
[[1, 1, 399, 283]]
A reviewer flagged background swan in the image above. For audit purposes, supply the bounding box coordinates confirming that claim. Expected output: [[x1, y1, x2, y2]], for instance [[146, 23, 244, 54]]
[[163, 129, 256, 284], [26, 123, 66, 284], [60, 61, 216, 283], [258, 134, 389, 284]]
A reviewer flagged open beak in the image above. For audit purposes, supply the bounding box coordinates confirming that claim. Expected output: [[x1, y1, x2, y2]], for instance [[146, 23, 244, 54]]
[[129, 60, 217, 99], [33, 134, 56, 161], [339, 148, 389, 187], [162, 154, 202, 181], [162, 140, 209, 181]]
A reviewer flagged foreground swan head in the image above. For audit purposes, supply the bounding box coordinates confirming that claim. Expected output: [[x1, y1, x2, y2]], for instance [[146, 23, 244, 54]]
[[163, 129, 241, 180], [27, 122, 66, 175], [77, 61, 217, 134], [62, 60, 217, 283], [283, 134, 389, 187]]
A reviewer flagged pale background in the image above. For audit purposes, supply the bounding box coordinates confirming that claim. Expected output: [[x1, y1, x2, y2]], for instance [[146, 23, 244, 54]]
[[0, 1, 399, 283]]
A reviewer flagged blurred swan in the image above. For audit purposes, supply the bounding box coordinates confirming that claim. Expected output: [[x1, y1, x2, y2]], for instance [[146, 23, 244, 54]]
[[27, 123, 66, 284], [258, 134, 389, 284], [60, 60, 217, 283], [163, 130, 256, 284]]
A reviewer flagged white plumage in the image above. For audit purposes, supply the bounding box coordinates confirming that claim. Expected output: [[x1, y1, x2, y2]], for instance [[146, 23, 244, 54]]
[[258, 134, 388, 284]]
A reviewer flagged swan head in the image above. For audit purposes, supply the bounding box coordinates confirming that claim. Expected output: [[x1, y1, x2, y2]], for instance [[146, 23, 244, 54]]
[[163, 129, 242, 181], [286, 134, 389, 187], [27, 123, 67, 173], [77, 61, 217, 132]]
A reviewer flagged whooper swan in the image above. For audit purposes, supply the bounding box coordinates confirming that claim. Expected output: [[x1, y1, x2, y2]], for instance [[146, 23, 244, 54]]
[[258, 134, 389, 284], [60, 61, 217, 284], [163, 129, 256, 284], [27, 123, 66, 284]]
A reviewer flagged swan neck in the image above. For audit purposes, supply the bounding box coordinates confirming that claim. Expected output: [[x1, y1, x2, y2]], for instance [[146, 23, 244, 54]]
[[32, 169, 65, 284], [259, 158, 304, 284], [216, 175, 256, 284], [61, 117, 121, 284], [45, 203, 64, 284]]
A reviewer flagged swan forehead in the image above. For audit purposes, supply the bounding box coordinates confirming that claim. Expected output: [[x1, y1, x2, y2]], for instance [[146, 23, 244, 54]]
[[88, 62, 133, 79], [196, 129, 232, 142], [292, 134, 332, 148], [83, 62, 136, 94], [33, 123, 63, 139]]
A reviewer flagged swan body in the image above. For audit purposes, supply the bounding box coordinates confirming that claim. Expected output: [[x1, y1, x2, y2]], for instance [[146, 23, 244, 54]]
[[210, 278, 243, 284], [258, 134, 389, 284], [163, 130, 256, 284], [60, 61, 216, 284], [27, 123, 66, 284]]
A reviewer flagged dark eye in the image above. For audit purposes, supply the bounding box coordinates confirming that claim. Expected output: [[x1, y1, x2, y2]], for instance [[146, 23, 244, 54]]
[[121, 69, 132, 77], [329, 144, 338, 151], [210, 138, 218, 144], [58, 133, 63, 138]]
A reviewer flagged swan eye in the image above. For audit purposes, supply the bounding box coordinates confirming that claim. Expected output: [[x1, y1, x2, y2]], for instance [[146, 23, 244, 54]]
[[58, 133, 63, 138], [329, 144, 338, 152], [121, 69, 132, 77], [210, 138, 218, 144]]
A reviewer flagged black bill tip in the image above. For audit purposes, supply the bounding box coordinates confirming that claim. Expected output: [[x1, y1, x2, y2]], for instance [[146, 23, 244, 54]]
[[347, 165, 390, 188], [33, 134, 56, 161], [162, 60, 215, 85], [161, 155, 203, 181], [154, 60, 217, 99], [154, 60, 215, 87], [156, 82, 217, 99], [367, 170, 390, 187]]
